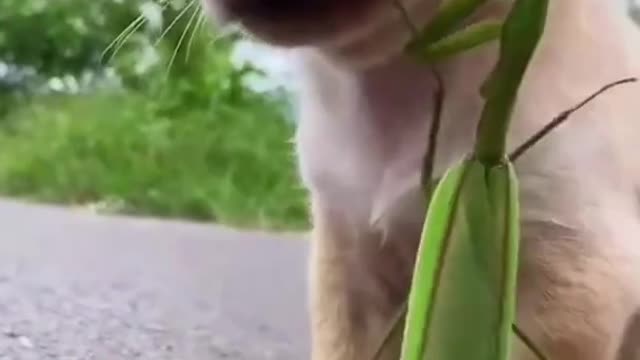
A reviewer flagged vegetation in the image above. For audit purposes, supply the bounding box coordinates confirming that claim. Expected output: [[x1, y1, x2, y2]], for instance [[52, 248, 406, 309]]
[[0, 0, 309, 230]]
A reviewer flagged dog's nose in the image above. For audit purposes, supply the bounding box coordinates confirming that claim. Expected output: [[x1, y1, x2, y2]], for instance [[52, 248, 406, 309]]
[[226, 0, 329, 20]]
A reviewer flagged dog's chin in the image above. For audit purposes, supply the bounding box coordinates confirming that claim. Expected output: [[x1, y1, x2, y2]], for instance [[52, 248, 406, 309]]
[[236, 25, 404, 71], [233, 20, 341, 48], [233, 15, 414, 70]]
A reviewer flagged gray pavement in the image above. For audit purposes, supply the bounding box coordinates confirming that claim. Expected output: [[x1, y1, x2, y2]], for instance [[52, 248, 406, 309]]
[[0, 199, 310, 360]]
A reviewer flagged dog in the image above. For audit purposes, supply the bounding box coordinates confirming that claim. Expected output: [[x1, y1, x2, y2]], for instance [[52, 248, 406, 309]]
[[201, 0, 640, 358]]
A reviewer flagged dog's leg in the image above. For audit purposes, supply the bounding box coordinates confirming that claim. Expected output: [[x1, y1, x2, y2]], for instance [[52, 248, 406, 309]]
[[308, 214, 360, 360], [308, 201, 416, 360]]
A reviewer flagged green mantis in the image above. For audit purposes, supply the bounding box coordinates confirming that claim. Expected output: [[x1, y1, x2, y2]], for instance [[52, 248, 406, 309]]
[[406, 0, 501, 63], [384, 0, 638, 360], [399, 1, 547, 359]]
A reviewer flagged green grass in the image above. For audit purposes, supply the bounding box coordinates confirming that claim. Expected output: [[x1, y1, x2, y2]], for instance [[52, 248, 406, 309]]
[[0, 91, 310, 231]]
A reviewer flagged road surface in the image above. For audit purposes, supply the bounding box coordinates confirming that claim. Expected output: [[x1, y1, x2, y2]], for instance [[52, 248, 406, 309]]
[[0, 199, 310, 360]]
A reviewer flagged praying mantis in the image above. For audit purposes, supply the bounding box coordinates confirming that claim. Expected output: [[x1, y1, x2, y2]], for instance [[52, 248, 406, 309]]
[[371, 0, 637, 359]]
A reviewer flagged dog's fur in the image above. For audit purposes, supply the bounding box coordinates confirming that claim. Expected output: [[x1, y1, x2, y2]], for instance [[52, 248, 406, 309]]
[[203, 0, 640, 358]]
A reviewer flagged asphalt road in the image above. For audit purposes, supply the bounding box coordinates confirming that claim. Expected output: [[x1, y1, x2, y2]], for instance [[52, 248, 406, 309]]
[[0, 199, 310, 360]]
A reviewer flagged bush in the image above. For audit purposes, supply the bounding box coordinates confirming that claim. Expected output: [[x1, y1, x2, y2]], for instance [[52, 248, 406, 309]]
[[0, 90, 309, 230]]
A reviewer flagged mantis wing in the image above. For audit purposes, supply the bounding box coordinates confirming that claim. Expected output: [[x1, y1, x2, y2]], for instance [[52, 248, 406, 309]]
[[398, 0, 547, 359], [400, 160, 519, 360]]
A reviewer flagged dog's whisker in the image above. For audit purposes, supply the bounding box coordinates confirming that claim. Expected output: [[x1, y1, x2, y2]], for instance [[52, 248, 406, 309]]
[[102, 15, 147, 64], [165, 1, 202, 76], [154, 0, 199, 47], [186, 9, 208, 61]]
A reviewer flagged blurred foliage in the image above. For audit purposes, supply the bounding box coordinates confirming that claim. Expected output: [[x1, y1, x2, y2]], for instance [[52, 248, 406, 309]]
[[0, 0, 309, 230], [0, 0, 139, 75], [0, 91, 308, 230]]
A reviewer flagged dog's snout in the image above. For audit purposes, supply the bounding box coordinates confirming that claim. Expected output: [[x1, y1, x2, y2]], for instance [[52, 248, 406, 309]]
[[225, 0, 330, 20], [204, 0, 374, 46]]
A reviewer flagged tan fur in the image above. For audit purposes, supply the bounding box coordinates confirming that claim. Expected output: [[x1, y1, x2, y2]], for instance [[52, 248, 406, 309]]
[[203, 0, 640, 358]]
